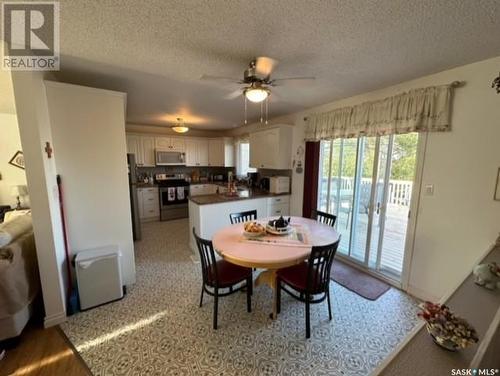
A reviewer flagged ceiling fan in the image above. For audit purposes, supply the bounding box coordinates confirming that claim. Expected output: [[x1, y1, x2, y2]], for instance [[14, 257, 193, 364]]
[[200, 57, 315, 124], [200, 56, 315, 103]]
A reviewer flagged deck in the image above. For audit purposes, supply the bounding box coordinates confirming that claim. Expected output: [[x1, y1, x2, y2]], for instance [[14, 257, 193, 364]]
[[334, 204, 408, 276]]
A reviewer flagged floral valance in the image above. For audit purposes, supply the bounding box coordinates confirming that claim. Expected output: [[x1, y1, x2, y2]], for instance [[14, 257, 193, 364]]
[[304, 84, 453, 141]]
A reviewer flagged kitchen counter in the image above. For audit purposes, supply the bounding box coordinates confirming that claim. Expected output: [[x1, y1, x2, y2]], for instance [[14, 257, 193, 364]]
[[137, 183, 158, 188], [188, 189, 289, 205]]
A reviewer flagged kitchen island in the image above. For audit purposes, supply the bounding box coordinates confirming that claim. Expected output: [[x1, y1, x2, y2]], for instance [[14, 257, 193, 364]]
[[188, 189, 290, 252]]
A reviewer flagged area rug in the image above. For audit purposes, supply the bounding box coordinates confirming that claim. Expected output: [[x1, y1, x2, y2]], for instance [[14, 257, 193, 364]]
[[331, 261, 391, 300]]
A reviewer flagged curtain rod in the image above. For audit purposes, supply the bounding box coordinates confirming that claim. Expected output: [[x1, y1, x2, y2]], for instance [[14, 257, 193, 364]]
[[303, 80, 465, 121]]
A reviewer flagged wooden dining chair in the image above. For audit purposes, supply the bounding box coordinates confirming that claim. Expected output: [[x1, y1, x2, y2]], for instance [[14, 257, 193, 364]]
[[276, 238, 340, 338], [193, 228, 253, 329], [229, 209, 257, 224], [311, 209, 337, 228]]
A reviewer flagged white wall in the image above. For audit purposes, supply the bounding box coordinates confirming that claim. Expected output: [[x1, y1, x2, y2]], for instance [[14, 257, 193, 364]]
[[45, 81, 136, 285], [231, 56, 500, 301], [11, 71, 68, 327], [0, 113, 28, 207]]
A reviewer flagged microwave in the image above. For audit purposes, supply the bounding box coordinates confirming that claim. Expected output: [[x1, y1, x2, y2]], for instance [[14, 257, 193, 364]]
[[156, 150, 185, 166]]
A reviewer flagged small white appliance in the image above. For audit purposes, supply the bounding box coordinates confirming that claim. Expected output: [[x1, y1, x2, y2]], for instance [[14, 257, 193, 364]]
[[155, 150, 185, 166], [270, 176, 290, 194], [75, 245, 123, 310]]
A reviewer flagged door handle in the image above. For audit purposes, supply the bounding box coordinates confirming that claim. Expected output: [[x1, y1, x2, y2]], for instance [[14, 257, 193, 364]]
[[376, 202, 381, 215]]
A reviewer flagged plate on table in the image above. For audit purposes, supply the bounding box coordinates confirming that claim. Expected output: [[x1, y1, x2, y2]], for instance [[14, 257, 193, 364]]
[[266, 225, 293, 236], [243, 222, 266, 238]]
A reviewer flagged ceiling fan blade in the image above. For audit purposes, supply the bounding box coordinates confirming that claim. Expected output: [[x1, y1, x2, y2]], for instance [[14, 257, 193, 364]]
[[255, 57, 278, 78], [224, 89, 242, 100], [271, 77, 316, 86], [200, 74, 240, 83]]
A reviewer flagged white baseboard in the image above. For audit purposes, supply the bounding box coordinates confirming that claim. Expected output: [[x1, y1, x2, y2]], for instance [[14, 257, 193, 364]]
[[407, 284, 439, 302], [44, 311, 67, 328]]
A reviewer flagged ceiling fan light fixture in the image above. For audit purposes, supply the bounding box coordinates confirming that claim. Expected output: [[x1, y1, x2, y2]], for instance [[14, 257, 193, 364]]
[[244, 87, 269, 103], [171, 118, 189, 133]]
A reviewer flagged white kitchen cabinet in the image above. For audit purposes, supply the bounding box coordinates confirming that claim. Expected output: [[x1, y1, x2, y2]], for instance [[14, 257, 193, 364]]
[[155, 136, 185, 152], [126, 134, 155, 167], [141, 136, 156, 167], [208, 138, 234, 167], [186, 138, 209, 167], [249, 125, 293, 169], [138, 187, 159, 221], [267, 195, 290, 217]]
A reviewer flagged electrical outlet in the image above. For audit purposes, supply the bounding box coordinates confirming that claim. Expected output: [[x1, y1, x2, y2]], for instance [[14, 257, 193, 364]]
[[425, 184, 434, 196]]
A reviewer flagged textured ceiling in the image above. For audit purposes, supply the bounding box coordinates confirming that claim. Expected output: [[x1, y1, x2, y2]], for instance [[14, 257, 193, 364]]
[[55, 0, 500, 129]]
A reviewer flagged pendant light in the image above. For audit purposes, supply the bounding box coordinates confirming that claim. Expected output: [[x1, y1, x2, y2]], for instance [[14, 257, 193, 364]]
[[171, 118, 189, 133]]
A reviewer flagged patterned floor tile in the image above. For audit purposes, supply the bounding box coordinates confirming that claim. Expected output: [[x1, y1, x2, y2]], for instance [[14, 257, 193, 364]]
[[61, 219, 420, 375]]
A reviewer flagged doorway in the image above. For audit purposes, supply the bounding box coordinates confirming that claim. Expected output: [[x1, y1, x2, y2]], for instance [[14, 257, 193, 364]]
[[317, 133, 419, 281]]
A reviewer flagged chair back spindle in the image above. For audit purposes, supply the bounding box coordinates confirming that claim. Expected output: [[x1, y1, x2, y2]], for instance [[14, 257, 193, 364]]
[[229, 210, 257, 224], [312, 209, 337, 227], [306, 239, 340, 293], [193, 228, 218, 286]]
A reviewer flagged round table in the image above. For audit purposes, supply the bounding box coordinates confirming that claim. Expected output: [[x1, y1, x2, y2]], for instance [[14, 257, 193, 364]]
[[212, 216, 340, 318]]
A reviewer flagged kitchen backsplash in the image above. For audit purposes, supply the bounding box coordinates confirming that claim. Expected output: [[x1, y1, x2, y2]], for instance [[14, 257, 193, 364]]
[[137, 166, 234, 181]]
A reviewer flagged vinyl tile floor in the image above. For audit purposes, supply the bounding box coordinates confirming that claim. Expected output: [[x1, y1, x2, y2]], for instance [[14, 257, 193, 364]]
[[61, 219, 420, 376]]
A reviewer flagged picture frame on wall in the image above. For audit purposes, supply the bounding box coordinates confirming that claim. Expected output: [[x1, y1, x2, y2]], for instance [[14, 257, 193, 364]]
[[9, 151, 25, 170], [494, 167, 500, 201]]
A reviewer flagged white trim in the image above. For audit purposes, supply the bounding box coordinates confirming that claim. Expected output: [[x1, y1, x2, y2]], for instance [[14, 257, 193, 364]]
[[470, 305, 500, 368], [401, 132, 428, 291], [44, 311, 67, 328]]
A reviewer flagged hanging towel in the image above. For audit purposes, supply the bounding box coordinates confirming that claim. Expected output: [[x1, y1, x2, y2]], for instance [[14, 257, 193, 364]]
[[168, 187, 176, 201], [176, 187, 185, 200]]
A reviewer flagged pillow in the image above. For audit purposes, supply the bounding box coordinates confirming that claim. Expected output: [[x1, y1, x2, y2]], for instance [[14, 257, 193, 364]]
[[0, 213, 32, 248], [4, 209, 31, 223]]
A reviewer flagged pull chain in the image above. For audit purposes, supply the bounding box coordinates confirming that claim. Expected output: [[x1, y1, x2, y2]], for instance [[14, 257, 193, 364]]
[[265, 96, 269, 124], [244, 96, 248, 124], [260, 100, 263, 123]]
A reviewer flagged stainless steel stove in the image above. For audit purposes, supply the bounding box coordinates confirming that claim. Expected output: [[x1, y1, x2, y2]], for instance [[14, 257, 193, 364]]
[[155, 174, 190, 221]]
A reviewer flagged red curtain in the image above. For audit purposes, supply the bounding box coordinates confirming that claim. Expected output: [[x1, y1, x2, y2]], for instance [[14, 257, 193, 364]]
[[302, 141, 320, 218]]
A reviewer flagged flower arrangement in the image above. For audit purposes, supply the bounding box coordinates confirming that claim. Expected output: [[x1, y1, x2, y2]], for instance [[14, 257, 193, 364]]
[[417, 301, 478, 351]]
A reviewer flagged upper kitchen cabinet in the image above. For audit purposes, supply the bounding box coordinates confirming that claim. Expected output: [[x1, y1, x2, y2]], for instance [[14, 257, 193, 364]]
[[208, 138, 234, 167], [186, 138, 209, 166], [126, 134, 155, 167], [249, 125, 293, 169], [155, 136, 185, 152]]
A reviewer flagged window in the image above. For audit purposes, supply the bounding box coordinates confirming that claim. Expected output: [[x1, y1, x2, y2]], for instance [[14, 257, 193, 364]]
[[236, 141, 256, 177]]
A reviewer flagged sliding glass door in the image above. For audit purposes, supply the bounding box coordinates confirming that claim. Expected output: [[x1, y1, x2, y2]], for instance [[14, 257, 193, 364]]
[[318, 133, 418, 280]]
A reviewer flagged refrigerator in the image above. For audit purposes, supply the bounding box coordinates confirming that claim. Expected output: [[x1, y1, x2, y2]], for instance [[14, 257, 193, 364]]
[[127, 154, 142, 241]]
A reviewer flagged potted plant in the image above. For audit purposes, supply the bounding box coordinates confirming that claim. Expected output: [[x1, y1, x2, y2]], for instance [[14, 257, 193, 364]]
[[417, 301, 478, 351]]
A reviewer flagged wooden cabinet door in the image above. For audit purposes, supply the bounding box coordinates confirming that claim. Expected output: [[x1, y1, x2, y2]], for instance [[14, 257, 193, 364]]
[[170, 138, 185, 152], [197, 139, 209, 166], [249, 131, 266, 168], [126, 135, 144, 166], [208, 139, 224, 167], [185, 138, 197, 166], [141, 136, 156, 166], [155, 137, 170, 150], [262, 128, 279, 168]]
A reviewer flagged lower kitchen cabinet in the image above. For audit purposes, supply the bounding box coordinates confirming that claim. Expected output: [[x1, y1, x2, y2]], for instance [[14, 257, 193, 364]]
[[138, 187, 160, 221]]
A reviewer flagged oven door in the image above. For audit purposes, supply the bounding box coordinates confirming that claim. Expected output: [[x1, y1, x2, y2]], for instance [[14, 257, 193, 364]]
[[160, 186, 189, 207], [156, 151, 186, 166]]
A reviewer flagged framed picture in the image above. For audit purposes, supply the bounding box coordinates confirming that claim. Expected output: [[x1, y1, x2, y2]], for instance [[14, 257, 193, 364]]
[[495, 168, 500, 201], [9, 151, 25, 170]]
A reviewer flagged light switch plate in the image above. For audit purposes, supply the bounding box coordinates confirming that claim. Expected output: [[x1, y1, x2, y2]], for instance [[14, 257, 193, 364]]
[[425, 184, 434, 195]]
